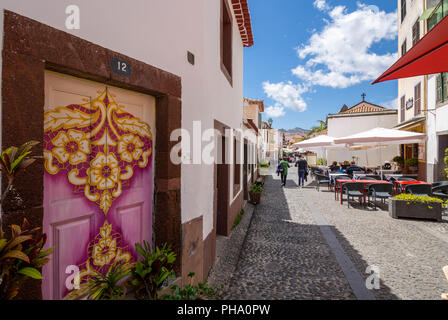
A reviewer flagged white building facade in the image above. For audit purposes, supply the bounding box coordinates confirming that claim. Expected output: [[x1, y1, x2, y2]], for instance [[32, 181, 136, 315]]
[[0, 0, 254, 299]]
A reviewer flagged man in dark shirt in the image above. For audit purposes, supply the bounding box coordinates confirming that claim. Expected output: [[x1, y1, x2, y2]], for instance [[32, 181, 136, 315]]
[[295, 155, 308, 187]]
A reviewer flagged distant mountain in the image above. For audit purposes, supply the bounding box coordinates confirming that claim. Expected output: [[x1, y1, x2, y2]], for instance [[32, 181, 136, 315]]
[[279, 127, 310, 136]]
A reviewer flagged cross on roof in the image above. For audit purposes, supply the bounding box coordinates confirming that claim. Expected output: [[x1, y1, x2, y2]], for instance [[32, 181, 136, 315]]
[[361, 93, 366, 101]]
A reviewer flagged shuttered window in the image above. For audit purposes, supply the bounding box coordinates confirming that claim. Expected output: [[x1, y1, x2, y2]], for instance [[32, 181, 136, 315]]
[[414, 82, 421, 116], [436, 72, 448, 104], [401, 96, 406, 122], [401, 0, 407, 22], [401, 39, 407, 57], [412, 20, 420, 46]]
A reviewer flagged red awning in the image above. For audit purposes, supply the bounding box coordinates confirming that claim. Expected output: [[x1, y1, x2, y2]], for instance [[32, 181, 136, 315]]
[[372, 14, 448, 84]]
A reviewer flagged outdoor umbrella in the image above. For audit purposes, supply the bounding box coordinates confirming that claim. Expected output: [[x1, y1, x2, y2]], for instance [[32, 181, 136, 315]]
[[293, 135, 346, 166], [333, 128, 426, 178]]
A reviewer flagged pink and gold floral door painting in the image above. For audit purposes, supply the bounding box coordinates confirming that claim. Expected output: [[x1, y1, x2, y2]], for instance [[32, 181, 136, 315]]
[[42, 71, 155, 299]]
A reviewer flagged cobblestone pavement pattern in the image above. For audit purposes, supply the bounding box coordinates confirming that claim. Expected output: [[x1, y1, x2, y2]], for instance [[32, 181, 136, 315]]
[[223, 169, 448, 300]]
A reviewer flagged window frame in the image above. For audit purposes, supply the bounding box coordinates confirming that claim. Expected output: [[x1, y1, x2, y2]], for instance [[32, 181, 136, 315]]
[[220, 0, 233, 86], [436, 72, 448, 107], [401, 0, 407, 23], [401, 39, 407, 57], [400, 95, 406, 123], [412, 20, 420, 46], [414, 82, 421, 116]]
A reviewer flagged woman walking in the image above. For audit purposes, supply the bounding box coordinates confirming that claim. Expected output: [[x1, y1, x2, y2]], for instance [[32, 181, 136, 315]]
[[295, 155, 308, 187], [279, 157, 290, 187]]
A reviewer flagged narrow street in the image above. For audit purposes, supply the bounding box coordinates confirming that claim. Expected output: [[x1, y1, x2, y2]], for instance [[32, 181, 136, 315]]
[[223, 170, 448, 300]]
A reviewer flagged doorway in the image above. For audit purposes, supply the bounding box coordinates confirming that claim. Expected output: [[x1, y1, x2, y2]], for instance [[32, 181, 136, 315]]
[[42, 71, 155, 299], [216, 134, 229, 236]]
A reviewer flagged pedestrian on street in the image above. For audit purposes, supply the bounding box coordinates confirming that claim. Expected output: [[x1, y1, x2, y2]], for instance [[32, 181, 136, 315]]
[[279, 157, 289, 187], [295, 155, 308, 187]]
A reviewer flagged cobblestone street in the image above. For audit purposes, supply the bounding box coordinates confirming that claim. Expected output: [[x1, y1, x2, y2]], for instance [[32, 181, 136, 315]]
[[222, 170, 448, 300]]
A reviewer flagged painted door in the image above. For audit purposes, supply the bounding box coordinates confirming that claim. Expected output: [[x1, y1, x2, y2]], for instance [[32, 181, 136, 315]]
[[42, 71, 155, 299]]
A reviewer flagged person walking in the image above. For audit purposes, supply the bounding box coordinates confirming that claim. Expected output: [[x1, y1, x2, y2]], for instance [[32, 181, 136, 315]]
[[295, 155, 308, 187], [279, 157, 290, 187]]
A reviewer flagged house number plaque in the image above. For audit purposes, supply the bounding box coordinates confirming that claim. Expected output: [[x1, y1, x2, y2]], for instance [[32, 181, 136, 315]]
[[110, 57, 132, 77]]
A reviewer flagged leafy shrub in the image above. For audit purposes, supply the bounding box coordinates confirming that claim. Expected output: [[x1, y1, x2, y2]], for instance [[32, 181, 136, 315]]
[[317, 158, 327, 166], [406, 158, 418, 167], [444, 148, 448, 179], [86, 262, 132, 300], [393, 156, 404, 167], [232, 209, 245, 230], [128, 241, 176, 300], [249, 183, 263, 194], [162, 272, 221, 300], [0, 219, 53, 300], [394, 194, 447, 210]]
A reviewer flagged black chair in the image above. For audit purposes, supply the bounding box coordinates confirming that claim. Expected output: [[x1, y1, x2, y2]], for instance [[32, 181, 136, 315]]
[[333, 175, 351, 200], [432, 185, 448, 201], [315, 173, 330, 192], [346, 167, 365, 178], [432, 181, 448, 188], [367, 183, 394, 211], [397, 177, 417, 181], [341, 183, 365, 208], [364, 175, 382, 180], [405, 184, 432, 197]]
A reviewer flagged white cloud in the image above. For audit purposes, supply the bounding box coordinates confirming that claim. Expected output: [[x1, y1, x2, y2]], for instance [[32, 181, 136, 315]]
[[381, 98, 398, 109], [262, 2, 397, 116], [314, 0, 330, 11], [265, 106, 286, 118], [262, 81, 308, 113], [293, 3, 398, 88]]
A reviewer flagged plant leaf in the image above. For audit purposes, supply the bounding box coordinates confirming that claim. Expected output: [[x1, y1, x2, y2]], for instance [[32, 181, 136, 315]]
[[4, 235, 33, 252], [1, 250, 30, 263], [18, 267, 43, 279]]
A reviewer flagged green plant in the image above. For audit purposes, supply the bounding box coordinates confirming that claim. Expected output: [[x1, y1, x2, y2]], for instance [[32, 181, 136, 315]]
[[406, 158, 418, 167], [393, 156, 404, 167], [394, 194, 446, 210], [232, 209, 245, 230], [86, 262, 132, 300], [443, 148, 448, 179], [162, 272, 221, 300], [317, 158, 327, 166], [129, 241, 176, 300], [0, 218, 53, 300], [250, 183, 263, 194], [0, 141, 39, 232]]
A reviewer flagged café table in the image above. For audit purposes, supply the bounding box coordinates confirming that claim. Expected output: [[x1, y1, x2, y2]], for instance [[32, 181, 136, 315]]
[[336, 179, 391, 204], [394, 180, 430, 194], [384, 174, 417, 181]]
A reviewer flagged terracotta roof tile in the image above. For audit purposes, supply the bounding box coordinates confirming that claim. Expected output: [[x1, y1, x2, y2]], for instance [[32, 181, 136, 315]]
[[231, 0, 254, 47], [339, 101, 390, 114]]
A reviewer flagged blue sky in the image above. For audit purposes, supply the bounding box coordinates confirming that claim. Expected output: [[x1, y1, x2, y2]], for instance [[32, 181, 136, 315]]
[[243, 0, 399, 131]]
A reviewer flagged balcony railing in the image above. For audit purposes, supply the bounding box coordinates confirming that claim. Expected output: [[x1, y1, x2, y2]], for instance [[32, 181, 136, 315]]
[[427, 0, 448, 31]]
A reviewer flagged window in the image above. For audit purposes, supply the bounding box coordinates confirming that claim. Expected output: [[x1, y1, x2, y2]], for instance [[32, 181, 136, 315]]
[[233, 137, 240, 186], [427, 0, 448, 31], [436, 72, 448, 105], [400, 95, 406, 122], [414, 83, 421, 116], [401, 0, 407, 22], [401, 39, 407, 57], [221, 0, 233, 84], [412, 20, 420, 46]]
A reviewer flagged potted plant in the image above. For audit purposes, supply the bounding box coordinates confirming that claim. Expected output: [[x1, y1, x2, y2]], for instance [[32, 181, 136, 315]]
[[406, 158, 418, 172], [393, 156, 404, 170], [249, 183, 263, 205], [389, 194, 444, 222]]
